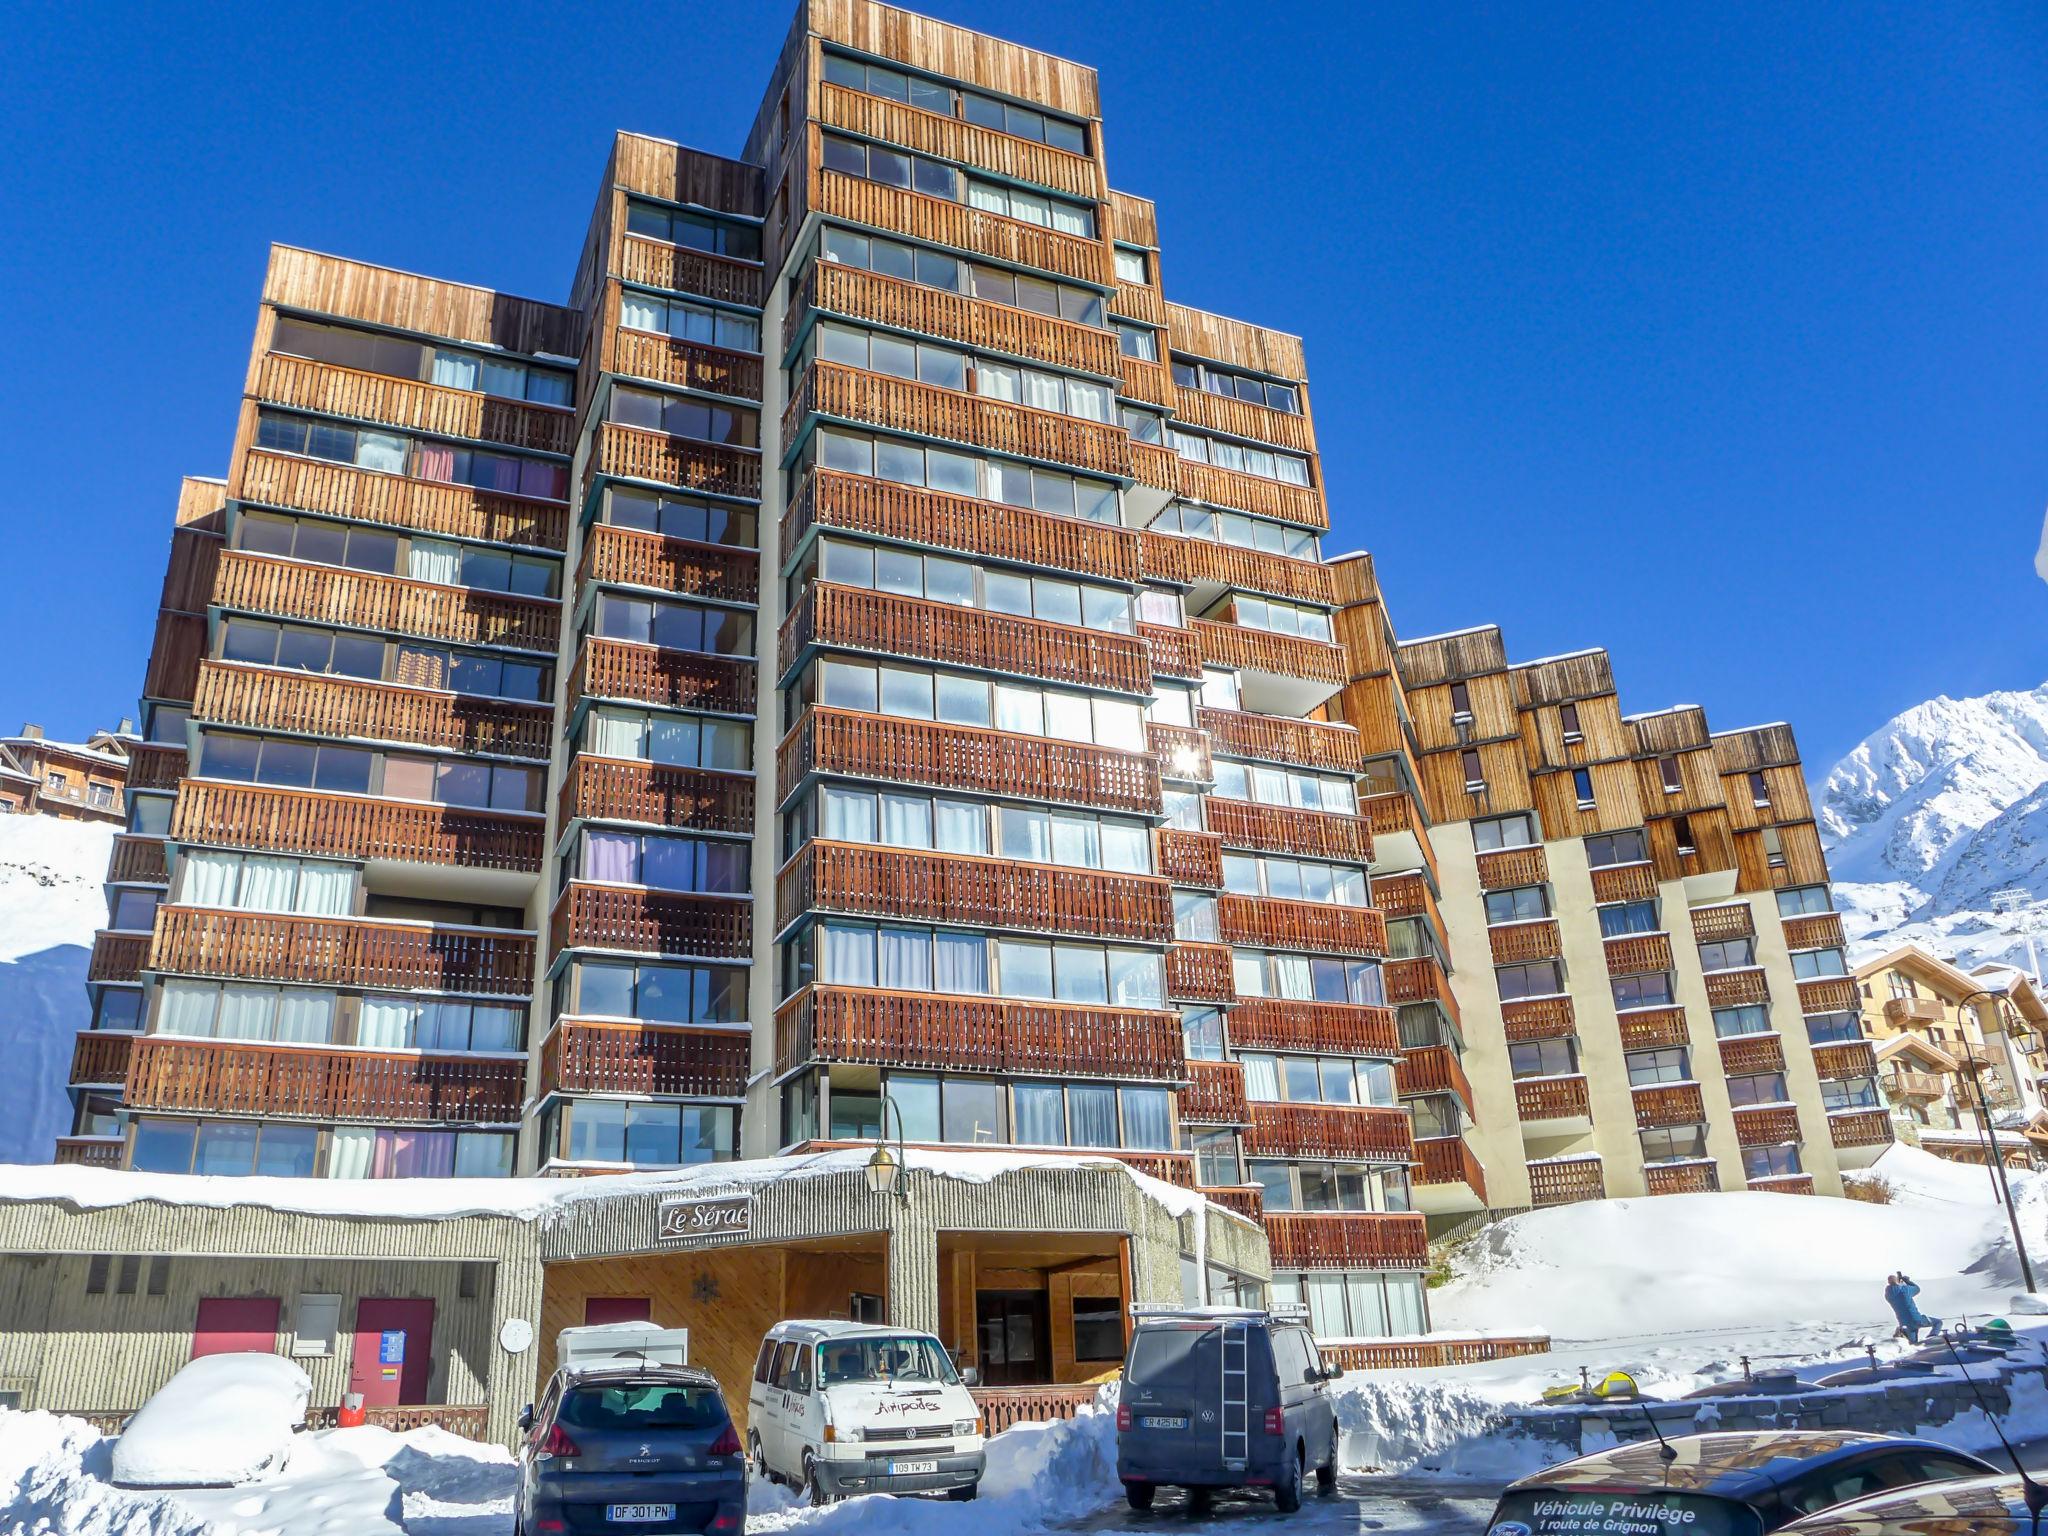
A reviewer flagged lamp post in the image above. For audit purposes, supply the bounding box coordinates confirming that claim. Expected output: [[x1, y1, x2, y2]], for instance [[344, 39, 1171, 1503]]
[[1954, 989, 2037, 1295], [865, 1093, 910, 1204]]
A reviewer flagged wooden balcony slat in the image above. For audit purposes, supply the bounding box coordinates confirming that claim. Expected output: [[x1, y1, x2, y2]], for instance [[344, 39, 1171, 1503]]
[[1528, 1157, 1605, 1207], [1501, 994, 1576, 1043], [1644, 1161, 1720, 1196], [70, 1031, 135, 1086], [1243, 1103, 1415, 1163], [609, 326, 763, 403], [254, 353, 575, 455], [1129, 440, 1179, 496], [818, 82, 1105, 201], [1384, 957, 1460, 1026], [238, 449, 567, 552], [1198, 707, 1362, 773], [540, 1019, 749, 1098], [152, 907, 534, 995], [1370, 871, 1428, 921], [172, 781, 543, 872], [194, 660, 552, 760], [107, 836, 170, 885], [125, 1036, 523, 1123], [1589, 862, 1659, 903], [1165, 942, 1235, 1003], [213, 551, 558, 653], [1217, 894, 1387, 957], [1204, 798, 1369, 861], [1228, 1000, 1400, 1057], [1141, 623, 1203, 681], [578, 524, 760, 606], [1415, 1135, 1487, 1203], [570, 636, 756, 718], [54, 1138, 124, 1168], [1718, 1033, 1788, 1076], [592, 421, 762, 501], [1118, 357, 1173, 408], [1733, 1103, 1803, 1147], [1489, 919, 1563, 965], [617, 235, 764, 307], [1179, 1059, 1250, 1124], [1113, 280, 1167, 327], [1396, 1043, 1474, 1110], [1783, 912, 1847, 952], [1191, 618, 1347, 688], [1141, 533, 1335, 606], [1203, 1186, 1264, 1221], [1475, 846, 1548, 891], [1605, 931, 1675, 976], [558, 755, 754, 834], [792, 260, 1119, 378], [1263, 1212, 1429, 1272], [1515, 1074, 1592, 1122], [550, 882, 752, 960], [816, 171, 1113, 286], [1632, 1081, 1707, 1129], [776, 841, 1174, 943]]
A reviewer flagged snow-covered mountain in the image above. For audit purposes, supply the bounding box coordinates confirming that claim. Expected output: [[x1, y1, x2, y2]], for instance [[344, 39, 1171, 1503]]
[[0, 815, 115, 1165], [1819, 681, 2048, 972]]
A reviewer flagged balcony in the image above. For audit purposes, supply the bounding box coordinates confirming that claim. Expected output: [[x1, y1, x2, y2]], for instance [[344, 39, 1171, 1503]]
[[1617, 1006, 1690, 1051], [1175, 459, 1327, 531], [790, 259, 1119, 379], [1514, 1074, 1593, 1133], [777, 840, 1173, 944], [1828, 1108, 1894, 1149], [558, 755, 754, 835], [1244, 1103, 1414, 1163], [1128, 441, 1180, 511], [1605, 932, 1674, 976], [1414, 1135, 1488, 1213], [1885, 1069, 1946, 1103], [1141, 533, 1335, 607], [538, 1019, 750, 1099], [1798, 977, 1860, 1015], [1703, 968, 1771, 1009], [1119, 356, 1173, 408], [1397, 1044, 1475, 1113], [1114, 280, 1167, 328], [1197, 707, 1361, 773], [1171, 385, 1316, 454], [1165, 943, 1235, 1004], [125, 1035, 523, 1123], [550, 881, 751, 960], [1191, 619, 1347, 713], [787, 360, 1131, 481], [1644, 1161, 1720, 1196], [213, 551, 558, 653], [1157, 828, 1224, 888], [1717, 1033, 1787, 1076], [1689, 903, 1755, 945], [570, 637, 757, 717], [1589, 861, 1659, 904], [253, 352, 575, 456], [779, 705, 1159, 816], [1750, 1174, 1817, 1195], [1229, 1000, 1400, 1057], [783, 467, 1141, 583], [70, 1031, 134, 1086], [88, 931, 149, 983], [781, 582, 1153, 695], [172, 781, 544, 873], [1475, 846, 1549, 891], [578, 523, 759, 606], [108, 836, 169, 885], [1632, 1081, 1707, 1129], [1528, 1156, 1606, 1207], [194, 659, 553, 761], [238, 449, 568, 551], [1782, 911, 1847, 952], [1733, 1104, 1803, 1147], [1204, 798, 1368, 862], [775, 985, 1185, 1082], [815, 171, 1114, 286], [817, 80, 1103, 200], [1361, 792, 1437, 882], [124, 742, 189, 792], [1203, 1186, 1265, 1222], [1882, 996, 1948, 1026], [1140, 623, 1203, 681], [1179, 1059, 1250, 1124], [608, 323, 763, 403], [1263, 1212, 1429, 1272], [1812, 1039, 1878, 1079], [1489, 919, 1562, 965], [616, 234, 764, 307], [1501, 994, 1576, 1043], [1370, 871, 1429, 922], [152, 907, 535, 995], [591, 421, 761, 501], [1148, 722, 1213, 786], [1217, 896, 1386, 957]]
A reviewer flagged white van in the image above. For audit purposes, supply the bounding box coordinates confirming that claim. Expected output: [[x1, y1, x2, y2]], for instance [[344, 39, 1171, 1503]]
[[746, 1320, 985, 1504]]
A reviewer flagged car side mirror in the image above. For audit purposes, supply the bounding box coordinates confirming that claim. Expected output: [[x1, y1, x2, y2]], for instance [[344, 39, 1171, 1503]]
[[1322, 1365, 1345, 1383], [961, 1366, 980, 1387], [518, 1405, 535, 1433]]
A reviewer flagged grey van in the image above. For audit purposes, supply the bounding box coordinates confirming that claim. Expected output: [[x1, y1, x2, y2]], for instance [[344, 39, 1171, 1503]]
[[1115, 1306, 1342, 1512]]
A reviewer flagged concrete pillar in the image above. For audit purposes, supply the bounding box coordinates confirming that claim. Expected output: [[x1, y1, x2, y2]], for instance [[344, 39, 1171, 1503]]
[[485, 1246, 547, 1448], [884, 1182, 941, 1333]]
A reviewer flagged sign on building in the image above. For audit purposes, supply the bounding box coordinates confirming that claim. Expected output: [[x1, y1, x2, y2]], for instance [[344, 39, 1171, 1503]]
[[656, 1193, 754, 1246]]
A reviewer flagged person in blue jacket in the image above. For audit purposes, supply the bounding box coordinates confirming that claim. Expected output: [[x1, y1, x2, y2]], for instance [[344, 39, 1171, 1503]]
[[1884, 1272, 1941, 1344]]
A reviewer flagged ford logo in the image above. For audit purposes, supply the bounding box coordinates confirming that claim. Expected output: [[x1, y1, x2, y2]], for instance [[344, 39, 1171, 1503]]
[[1491, 1523, 1532, 1536]]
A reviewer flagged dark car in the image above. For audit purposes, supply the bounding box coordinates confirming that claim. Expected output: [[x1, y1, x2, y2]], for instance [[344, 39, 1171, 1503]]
[[1116, 1306, 1342, 1513], [516, 1363, 747, 1536], [1486, 1432, 1998, 1535], [1778, 1471, 2045, 1534]]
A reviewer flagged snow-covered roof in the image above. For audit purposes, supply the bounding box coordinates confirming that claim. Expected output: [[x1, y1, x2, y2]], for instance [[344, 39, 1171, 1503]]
[[2, 737, 127, 766], [1875, 1033, 1957, 1071]]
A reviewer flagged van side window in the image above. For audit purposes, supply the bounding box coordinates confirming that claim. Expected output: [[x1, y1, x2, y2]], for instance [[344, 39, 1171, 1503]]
[[1274, 1327, 1314, 1386], [754, 1338, 777, 1384], [792, 1346, 814, 1393], [770, 1341, 798, 1390]]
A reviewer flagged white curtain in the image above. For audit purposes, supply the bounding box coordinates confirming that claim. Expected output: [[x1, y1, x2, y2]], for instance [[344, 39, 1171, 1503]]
[[358, 995, 414, 1049], [215, 985, 275, 1040], [1347, 1276, 1390, 1337], [1306, 1275, 1347, 1339], [274, 989, 335, 1044], [819, 923, 875, 986], [432, 350, 479, 390], [934, 799, 987, 857], [327, 1126, 374, 1179], [1067, 379, 1111, 423], [157, 980, 217, 1037], [354, 432, 407, 474], [1022, 370, 1063, 413], [619, 292, 664, 333], [1049, 200, 1091, 237], [408, 539, 461, 586], [470, 1006, 520, 1053], [454, 1134, 513, 1178], [1242, 1054, 1280, 1102], [933, 931, 987, 994], [650, 715, 699, 767], [821, 786, 876, 843], [977, 365, 1021, 403], [1232, 950, 1267, 998], [478, 359, 525, 400], [238, 856, 299, 913], [418, 1001, 467, 1052], [1385, 1276, 1426, 1336], [880, 793, 932, 850], [588, 708, 647, 760], [967, 181, 1006, 214], [295, 861, 353, 917], [176, 850, 239, 907], [877, 927, 931, 990]]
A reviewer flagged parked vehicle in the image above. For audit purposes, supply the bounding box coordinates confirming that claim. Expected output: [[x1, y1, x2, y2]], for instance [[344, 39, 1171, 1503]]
[[746, 1319, 985, 1504], [111, 1352, 311, 1488], [1115, 1305, 1342, 1513], [516, 1359, 746, 1536], [1777, 1470, 2045, 1533], [1485, 1432, 1998, 1535]]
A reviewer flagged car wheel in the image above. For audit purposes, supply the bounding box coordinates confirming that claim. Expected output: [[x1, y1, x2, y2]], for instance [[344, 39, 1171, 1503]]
[[1189, 1487, 1213, 1512], [946, 1483, 979, 1502], [1316, 1446, 1337, 1494], [1275, 1446, 1304, 1513], [806, 1456, 835, 1507], [748, 1432, 770, 1484], [1124, 1481, 1155, 1510]]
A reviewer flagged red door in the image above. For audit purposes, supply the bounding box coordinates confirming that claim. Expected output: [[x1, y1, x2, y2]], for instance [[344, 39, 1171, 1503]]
[[584, 1297, 652, 1326], [350, 1298, 435, 1407], [192, 1296, 281, 1359]]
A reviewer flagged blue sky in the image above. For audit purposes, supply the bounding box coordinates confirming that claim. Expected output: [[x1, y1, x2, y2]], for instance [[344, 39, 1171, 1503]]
[[1, 0, 2040, 768]]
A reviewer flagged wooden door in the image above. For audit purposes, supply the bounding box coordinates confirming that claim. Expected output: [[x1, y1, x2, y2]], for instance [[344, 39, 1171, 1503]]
[[350, 1297, 435, 1407], [192, 1296, 280, 1359], [974, 1290, 1050, 1386]]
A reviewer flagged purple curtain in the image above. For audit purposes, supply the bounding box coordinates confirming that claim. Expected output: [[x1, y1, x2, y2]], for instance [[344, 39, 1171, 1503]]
[[583, 830, 639, 883]]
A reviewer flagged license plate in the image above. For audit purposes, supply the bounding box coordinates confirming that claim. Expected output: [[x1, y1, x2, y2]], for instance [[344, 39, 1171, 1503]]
[[607, 1505, 675, 1523], [1142, 1416, 1189, 1430], [890, 1459, 939, 1475]]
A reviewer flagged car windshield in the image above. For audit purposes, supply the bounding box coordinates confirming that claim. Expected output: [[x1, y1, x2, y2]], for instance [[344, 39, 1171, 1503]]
[[1125, 1325, 1221, 1393], [560, 1383, 727, 1430], [1490, 1489, 1764, 1536], [815, 1335, 960, 1387]]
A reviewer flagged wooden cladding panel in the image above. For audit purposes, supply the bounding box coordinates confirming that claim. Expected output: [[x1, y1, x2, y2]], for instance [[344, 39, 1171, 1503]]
[[798, 261, 1120, 377], [212, 552, 558, 653], [579, 523, 760, 606], [237, 450, 567, 551], [1520, 694, 1635, 773], [1711, 724, 1803, 776], [611, 130, 764, 215], [125, 1035, 523, 1124], [1164, 301, 1307, 382], [539, 1020, 750, 1099], [809, 0, 1102, 117], [559, 755, 755, 835], [1645, 807, 1740, 883], [1733, 821, 1832, 893], [193, 661, 552, 761], [1529, 761, 1646, 842], [551, 882, 752, 960], [1415, 739, 1534, 824], [264, 245, 579, 358], [818, 81, 1102, 199], [143, 614, 205, 704], [1722, 765, 1814, 831], [777, 840, 1174, 943], [1216, 895, 1387, 957], [1243, 1103, 1414, 1164], [592, 422, 762, 502], [252, 353, 575, 456], [1228, 1001, 1400, 1057], [1142, 534, 1337, 607], [172, 782, 543, 872], [572, 638, 758, 718], [1395, 627, 1508, 689], [816, 170, 1112, 285], [1408, 670, 1516, 748], [1263, 1213, 1429, 1273], [1194, 710, 1365, 781], [1204, 798, 1368, 861], [1528, 1158, 1605, 1207]]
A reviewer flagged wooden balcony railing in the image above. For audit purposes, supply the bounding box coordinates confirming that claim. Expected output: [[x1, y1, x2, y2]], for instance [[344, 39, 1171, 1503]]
[[71, 1031, 135, 1085], [775, 985, 1185, 1082], [1703, 968, 1772, 1009], [1718, 1033, 1787, 1076], [1171, 384, 1316, 454], [1515, 1074, 1592, 1124], [1204, 798, 1369, 862], [1797, 977, 1860, 1015], [124, 742, 189, 792], [538, 1019, 749, 1099], [1589, 861, 1659, 903], [124, 1035, 523, 1123], [779, 705, 1159, 815], [1881, 996, 1947, 1026], [1632, 1082, 1707, 1129], [1385, 957, 1460, 1025], [788, 359, 1131, 480], [1197, 707, 1362, 773], [1243, 1103, 1414, 1163], [1129, 440, 1180, 496], [88, 931, 149, 983], [213, 551, 558, 653], [1140, 533, 1335, 606], [1689, 903, 1755, 945], [1228, 1000, 1401, 1057], [558, 755, 754, 834], [617, 234, 764, 307], [1617, 1006, 1690, 1051], [194, 659, 552, 761], [1175, 460, 1327, 531], [1397, 1044, 1475, 1112], [1118, 356, 1173, 408], [1114, 280, 1166, 328], [570, 637, 757, 718], [1217, 895, 1386, 957], [1165, 942, 1235, 1003], [1501, 994, 1576, 1043], [1140, 623, 1204, 681], [815, 170, 1114, 287], [1415, 1135, 1487, 1202], [1488, 919, 1563, 965], [782, 582, 1152, 695], [817, 81, 1105, 201], [1202, 1186, 1264, 1221], [1147, 722, 1213, 784], [1813, 1040, 1878, 1080], [152, 907, 535, 995], [1190, 619, 1347, 688], [578, 523, 759, 606], [551, 881, 751, 961], [1320, 1333, 1553, 1372], [792, 258, 1119, 378], [1733, 1104, 1803, 1147], [591, 421, 761, 501], [776, 841, 1174, 944], [1644, 1161, 1720, 1196], [238, 449, 568, 551], [1783, 912, 1847, 952], [54, 1138, 123, 1168], [1884, 1068, 1946, 1102], [108, 836, 169, 885], [1829, 1109, 1894, 1149], [1179, 1060, 1251, 1124], [1371, 871, 1428, 922], [1750, 1173, 1817, 1195], [1475, 846, 1549, 891], [1109, 1151, 1198, 1187], [253, 352, 575, 455], [970, 1384, 1102, 1436], [172, 781, 544, 872], [1263, 1212, 1429, 1272], [783, 466, 1141, 583], [1605, 932, 1674, 976], [609, 325, 763, 403], [1528, 1157, 1606, 1207], [1158, 828, 1224, 888]]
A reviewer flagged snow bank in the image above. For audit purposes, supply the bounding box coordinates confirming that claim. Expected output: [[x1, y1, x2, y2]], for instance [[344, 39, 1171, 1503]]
[[0, 1410, 215, 1536], [0, 814, 116, 966], [111, 1353, 311, 1488]]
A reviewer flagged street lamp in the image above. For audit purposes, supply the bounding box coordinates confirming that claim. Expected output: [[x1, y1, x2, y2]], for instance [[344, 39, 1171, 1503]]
[[1954, 988, 2037, 1295], [864, 1093, 910, 1203]]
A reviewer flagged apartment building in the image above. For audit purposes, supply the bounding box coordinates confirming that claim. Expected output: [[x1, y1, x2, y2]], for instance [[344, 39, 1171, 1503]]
[[0, 723, 134, 820]]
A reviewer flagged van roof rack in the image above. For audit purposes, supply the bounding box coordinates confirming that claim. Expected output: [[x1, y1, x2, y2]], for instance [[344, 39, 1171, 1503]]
[[1128, 1303, 1269, 1319]]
